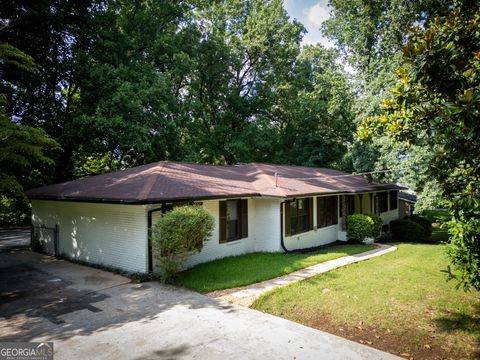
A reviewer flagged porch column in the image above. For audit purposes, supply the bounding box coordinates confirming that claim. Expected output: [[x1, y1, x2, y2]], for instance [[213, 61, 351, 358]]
[[341, 195, 347, 231], [358, 193, 363, 213]]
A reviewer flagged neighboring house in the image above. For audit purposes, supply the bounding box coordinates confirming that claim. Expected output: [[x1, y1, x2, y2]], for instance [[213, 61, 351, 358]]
[[399, 192, 417, 217], [26, 161, 403, 273]]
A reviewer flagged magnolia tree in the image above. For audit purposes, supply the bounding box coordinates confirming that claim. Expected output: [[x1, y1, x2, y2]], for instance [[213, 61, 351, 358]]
[[357, 1, 480, 291], [151, 205, 214, 283]]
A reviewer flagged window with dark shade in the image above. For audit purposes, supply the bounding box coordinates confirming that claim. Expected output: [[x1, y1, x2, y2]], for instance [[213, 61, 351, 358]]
[[317, 196, 338, 228], [389, 191, 398, 210], [378, 192, 389, 213], [219, 199, 248, 243], [285, 198, 313, 236]]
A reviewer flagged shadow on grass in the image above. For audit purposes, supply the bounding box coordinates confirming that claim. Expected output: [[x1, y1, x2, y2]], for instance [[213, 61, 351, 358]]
[[434, 305, 480, 336], [433, 303, 480, 358]]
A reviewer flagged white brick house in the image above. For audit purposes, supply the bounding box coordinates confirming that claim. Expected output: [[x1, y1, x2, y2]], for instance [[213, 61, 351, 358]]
[[27, 161, 402, 273]]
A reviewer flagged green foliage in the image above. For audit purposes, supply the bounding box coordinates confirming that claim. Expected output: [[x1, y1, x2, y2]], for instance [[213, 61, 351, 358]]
[[346, 213, 382, 243], [151, 206, 214, 283], [269, 45, 355, 167], [357, 1, 480, 290], [0, 39, 59, 225], [390, 219, 430, 243], [369, 214, 383, 238], [323, 0, 448, 204], [72, 151, 120, 178], [0, 195, 30, 226], [1, 0, 354, 181], [405, 215, 432, 237], [444, 190, 480, 291]]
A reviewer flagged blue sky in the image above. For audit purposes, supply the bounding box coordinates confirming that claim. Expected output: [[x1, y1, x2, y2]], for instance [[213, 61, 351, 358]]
[[283, 0, 333, 47]]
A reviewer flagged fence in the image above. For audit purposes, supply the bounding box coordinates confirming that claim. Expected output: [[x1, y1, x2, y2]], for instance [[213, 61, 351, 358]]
[[31, 224, 59, 256]]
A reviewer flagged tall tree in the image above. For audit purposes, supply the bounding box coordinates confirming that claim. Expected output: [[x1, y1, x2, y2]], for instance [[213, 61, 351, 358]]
[[72, 0, 198, 169], [269, 45, 354, 167], [185, 0, 304, 164], [0, 0, 98, 181], [357, 1, 480, 290], [323, 0, 449, 206], [0, 42, 59, 225]]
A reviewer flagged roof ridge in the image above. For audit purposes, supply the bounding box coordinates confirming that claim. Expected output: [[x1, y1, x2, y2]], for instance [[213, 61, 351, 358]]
[[137, 162, 166, 200], [249, 163, 287, 197]]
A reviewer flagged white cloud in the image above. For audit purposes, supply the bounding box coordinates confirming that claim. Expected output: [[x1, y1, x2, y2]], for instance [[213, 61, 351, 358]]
[[303, 1, 330, 29], [283, 0, 295, 12]]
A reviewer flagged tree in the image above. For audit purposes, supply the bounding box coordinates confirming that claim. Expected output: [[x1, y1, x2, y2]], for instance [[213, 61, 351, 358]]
[[322, 0, 449, 203], [151, 206, 214, 283], [357, 1, 480, 291], [0, 43, 59, 225], [0, 0, 95, 181], [184, 0, 305, 165], [268, 45, 354, 167]]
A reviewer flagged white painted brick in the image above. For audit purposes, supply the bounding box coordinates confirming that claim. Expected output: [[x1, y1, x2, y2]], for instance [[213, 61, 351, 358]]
[[31, 200, 148, 273]]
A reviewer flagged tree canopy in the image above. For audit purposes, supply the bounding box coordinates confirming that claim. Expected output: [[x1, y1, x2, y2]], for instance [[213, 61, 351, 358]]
[[357, 1, 480, 290]]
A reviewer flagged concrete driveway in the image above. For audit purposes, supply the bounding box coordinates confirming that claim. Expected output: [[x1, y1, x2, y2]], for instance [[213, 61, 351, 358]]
[[0, 227, 30, 252], [0, 231, 399, 360]]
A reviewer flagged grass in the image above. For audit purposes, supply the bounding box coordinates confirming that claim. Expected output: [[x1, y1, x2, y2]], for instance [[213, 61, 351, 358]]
[[178, 244, 373, 293], [252, 243, 480, 359], [424, 209, 450, 243]]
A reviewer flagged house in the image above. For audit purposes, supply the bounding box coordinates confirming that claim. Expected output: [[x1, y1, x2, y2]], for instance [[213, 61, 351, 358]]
[[399, 192, 417, 217], [26, 161, 403, 273]]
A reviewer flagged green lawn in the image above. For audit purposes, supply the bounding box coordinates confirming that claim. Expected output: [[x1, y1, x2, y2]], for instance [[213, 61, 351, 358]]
[[424, 209, 450, 243], [253, 243, 480, 359], [178, 244, 372, 293]]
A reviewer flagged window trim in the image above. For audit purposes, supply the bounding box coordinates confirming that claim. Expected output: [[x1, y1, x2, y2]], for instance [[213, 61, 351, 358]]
[[285, 197, 313, 236], [219, 199, 248, 243], [317, 195, 338, 229]]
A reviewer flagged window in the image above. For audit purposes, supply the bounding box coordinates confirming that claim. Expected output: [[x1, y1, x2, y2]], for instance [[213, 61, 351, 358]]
[[389, 191, 398, 210], [219, 199, 248, 243], [317, 196, 338, 228], [378, 192, 389, 213], [285, 198, 313, 236], [340, 195, 355, 217]]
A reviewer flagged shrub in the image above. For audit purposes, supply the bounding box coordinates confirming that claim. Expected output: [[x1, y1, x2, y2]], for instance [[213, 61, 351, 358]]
[[389, 219, 430, 242], [406, 215, 432, 237], [444, 193, 480, 291], [369, 215, 383, 239], [346, 214, 382, 243], [151, 205, 214, 283]]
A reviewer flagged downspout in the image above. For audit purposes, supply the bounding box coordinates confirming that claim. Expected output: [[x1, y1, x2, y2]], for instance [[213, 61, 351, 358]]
[[147, 206, 163, 273], [280, 199, 295, 253]]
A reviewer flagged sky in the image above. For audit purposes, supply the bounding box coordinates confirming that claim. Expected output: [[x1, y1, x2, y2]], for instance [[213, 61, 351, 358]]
[[283, 0, 334, 48]]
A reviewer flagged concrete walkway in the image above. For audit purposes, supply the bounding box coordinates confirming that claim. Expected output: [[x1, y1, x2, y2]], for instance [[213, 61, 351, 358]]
[[208, 244, 397, 307], [1, 248, 401, 360]]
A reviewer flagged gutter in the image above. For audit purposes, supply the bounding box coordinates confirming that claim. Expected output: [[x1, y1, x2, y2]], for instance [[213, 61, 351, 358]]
[[280, 199, 296, 253], [147, 205, 164, 273]]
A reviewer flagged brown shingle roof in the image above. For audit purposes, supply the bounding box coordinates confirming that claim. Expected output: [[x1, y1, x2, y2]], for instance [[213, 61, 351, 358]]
[[25, 161, 404, 203]]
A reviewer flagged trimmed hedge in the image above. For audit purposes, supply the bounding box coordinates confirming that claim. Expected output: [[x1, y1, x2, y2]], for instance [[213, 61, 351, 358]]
[[406, 215, 432, 237], [346, 214, 383, 243], [390, 219, 430, 242]]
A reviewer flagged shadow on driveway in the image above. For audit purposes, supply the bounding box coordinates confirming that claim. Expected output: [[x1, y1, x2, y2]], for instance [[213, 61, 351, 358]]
[[0, 249, 237, 344]]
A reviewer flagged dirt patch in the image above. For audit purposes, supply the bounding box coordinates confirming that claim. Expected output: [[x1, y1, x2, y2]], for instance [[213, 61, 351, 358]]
[[300, 314, 477, 360]]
